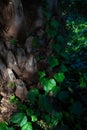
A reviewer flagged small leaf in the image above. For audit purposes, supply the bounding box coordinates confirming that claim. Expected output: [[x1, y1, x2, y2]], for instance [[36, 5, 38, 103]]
[[43, 115, 51, 125], [31, 115, 37, 122], [79, 77, 86, 88], [48, 56, 59, 68], [54, 72, 65, 83], [39, 71, 46, 79], [10, 95, 15, 101], [21, 122, 33, 130], [27, 88, 39, 104], [10, 38, 17, 45], [51, 86, 61, 96], [10, 113, 27, 127], [0, 123, 8, 130], [38, 95, 52, 112], [19, 116, 27, 127], [43, 78, 56, 93], [8, 82, 14, 88], [26, 109, 34, 117], [51, 111, 63, 127]]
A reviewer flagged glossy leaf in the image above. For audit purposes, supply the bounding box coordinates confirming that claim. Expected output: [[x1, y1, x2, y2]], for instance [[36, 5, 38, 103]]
[[31, 115, 37, 122], [21, 122, 33, 130], [43, 78, 56, 93], [54, 72, 65, 83], [10, 113, 27, 127]]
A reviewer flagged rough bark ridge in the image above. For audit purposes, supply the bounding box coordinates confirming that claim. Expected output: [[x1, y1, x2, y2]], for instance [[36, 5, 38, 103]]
[[0, 0, 23, 40], [0, 0, 42, 121]]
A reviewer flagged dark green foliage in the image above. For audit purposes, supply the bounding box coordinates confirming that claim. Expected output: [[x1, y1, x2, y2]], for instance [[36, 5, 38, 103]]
[[0, 0, 87, 130]]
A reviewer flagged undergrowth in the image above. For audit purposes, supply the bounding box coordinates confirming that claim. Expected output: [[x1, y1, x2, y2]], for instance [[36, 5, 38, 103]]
[[0, 0, 87, 130]]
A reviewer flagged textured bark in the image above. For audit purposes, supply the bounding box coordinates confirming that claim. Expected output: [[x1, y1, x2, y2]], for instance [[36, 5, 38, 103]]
[[3, 0, 24, 40]]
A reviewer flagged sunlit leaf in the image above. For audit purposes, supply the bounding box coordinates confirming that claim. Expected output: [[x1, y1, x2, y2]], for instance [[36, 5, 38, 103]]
[[31, 115, 37, 122], [54, 72, 65, 83], [21, 122, 33, 130], [43, 78, 56, 93]]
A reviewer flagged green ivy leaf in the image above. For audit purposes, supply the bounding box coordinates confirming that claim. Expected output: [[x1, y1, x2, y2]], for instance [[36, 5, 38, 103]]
[[10, 113, 27, 127], [38, 95, 52, 112], [27, 88, 39, 104], [0, 123, 8, 130], [21, 122, 33, 130], [10, 38, 17, 45], [31, 115, 37, 122], [39, 71, 46, 80], [51, 86, 61, 96], [48, 56, 59, 68], [50, 111, 63, 127], [8, 128, 14, 130], [0, 123, 14, 130], [43, 78, 56, 93], [79, 77, 86, 88], [54, 72, 65, 83], [43, 114, 51, 125], [26, 109, 34, 117]]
